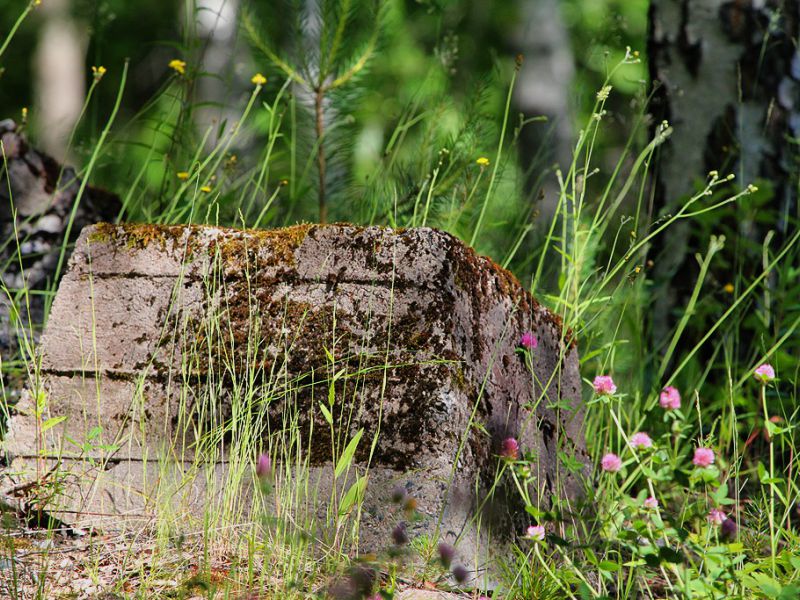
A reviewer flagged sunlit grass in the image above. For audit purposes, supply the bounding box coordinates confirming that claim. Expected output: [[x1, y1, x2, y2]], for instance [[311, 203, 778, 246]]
[[1, 1, 800, 598]]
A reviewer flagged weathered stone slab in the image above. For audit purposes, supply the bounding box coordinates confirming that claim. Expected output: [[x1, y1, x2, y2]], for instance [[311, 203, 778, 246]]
[[2, 222, 587, 577]]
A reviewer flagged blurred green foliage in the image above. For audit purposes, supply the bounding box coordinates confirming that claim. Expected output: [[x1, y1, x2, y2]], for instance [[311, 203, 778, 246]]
[[0, 0, 648, 157]]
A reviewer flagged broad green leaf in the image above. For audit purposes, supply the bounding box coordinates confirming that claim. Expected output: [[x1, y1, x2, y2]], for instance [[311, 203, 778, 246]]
[[598, 560, 620, 572], [334, 429, 363, 479], [338, 475, 367, 516], [779, 584, 800, 599], [41, 416, 67, 433], [747, 573, 782, 598]]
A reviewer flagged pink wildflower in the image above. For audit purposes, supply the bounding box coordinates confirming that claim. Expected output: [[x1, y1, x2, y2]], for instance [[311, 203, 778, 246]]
[[593, 375, 617, 396], [644, 496, 659, 510], [601, 453, 622, 472], [708, 508, 727, 525], [630, 432, 654, 449], [659, 386, 681, 410], [256, 453, 271, 479], [754, 363, 776, 384], [692, 447, 715, 468], [501, 437, 519, 460], [524, 525, 545, 541], [519, 331, 538, 350]]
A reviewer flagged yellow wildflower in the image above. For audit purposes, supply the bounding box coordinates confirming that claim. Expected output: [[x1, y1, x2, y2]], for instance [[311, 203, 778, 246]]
[[251, 73, 267, 86], [177, 171, 190, 181], [169, 59, 186, 75], [21, 107, 28, 123], [723, 283, 735, 294], [200, 185, 212, 193], [476, 157, 490, 167], [280, 179, 289, 186], [91, 66, 107, 81]]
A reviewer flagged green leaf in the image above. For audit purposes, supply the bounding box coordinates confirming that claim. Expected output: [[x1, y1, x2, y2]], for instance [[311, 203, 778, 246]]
[[525, 505, 545, 520], [577, 582, 595, 600], [334, 429, 363, 479], [583, 548, 598, 566], [338, 475, 367, 516], [779, 584, 800, 600], [658, 546, 684, 564], [696, 465, 720, 483], [558, 451, 585, 473], [41, 416, 67, 433], [548, 398, 574, 411], [324, 346, 335, 364], [622, 559, 647, 568], [747, 573, 782, 598], [579, 347, 606, 364], [598, 560, 620, 572], [327, 383, 336, 407], [319, 402, 334, 426], [35, 390, 47, 414]]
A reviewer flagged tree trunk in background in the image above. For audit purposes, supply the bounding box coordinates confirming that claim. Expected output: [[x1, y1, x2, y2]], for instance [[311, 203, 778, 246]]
[[648, 0, 799, 342], [513, 0, 575, 227], [194, 0, 243, 145], [34, 0, 86, 162]]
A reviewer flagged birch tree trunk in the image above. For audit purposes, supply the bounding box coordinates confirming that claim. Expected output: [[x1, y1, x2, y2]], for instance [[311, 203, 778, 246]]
[[648, 0, 799, 340], [513, 0, 575, 227], [34, 0, 86, 162], [194, 0, 242, 145]]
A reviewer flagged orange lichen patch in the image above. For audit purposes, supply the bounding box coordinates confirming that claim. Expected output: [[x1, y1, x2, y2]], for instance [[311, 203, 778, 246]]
[[89, 222, 315, 267], [207, 222, 313, 269], [88, 222, 196, 253]]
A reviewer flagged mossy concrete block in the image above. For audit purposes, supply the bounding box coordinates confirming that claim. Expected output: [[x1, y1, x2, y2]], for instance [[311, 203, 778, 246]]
[[2, 222, 587, 574]]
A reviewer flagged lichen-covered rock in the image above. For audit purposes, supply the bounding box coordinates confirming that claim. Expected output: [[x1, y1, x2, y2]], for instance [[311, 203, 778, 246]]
[[2, 222, 587, 575]]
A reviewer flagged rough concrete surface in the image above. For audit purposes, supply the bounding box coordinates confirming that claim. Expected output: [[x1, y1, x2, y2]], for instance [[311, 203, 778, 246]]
[[2, 222, 587, 577]]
